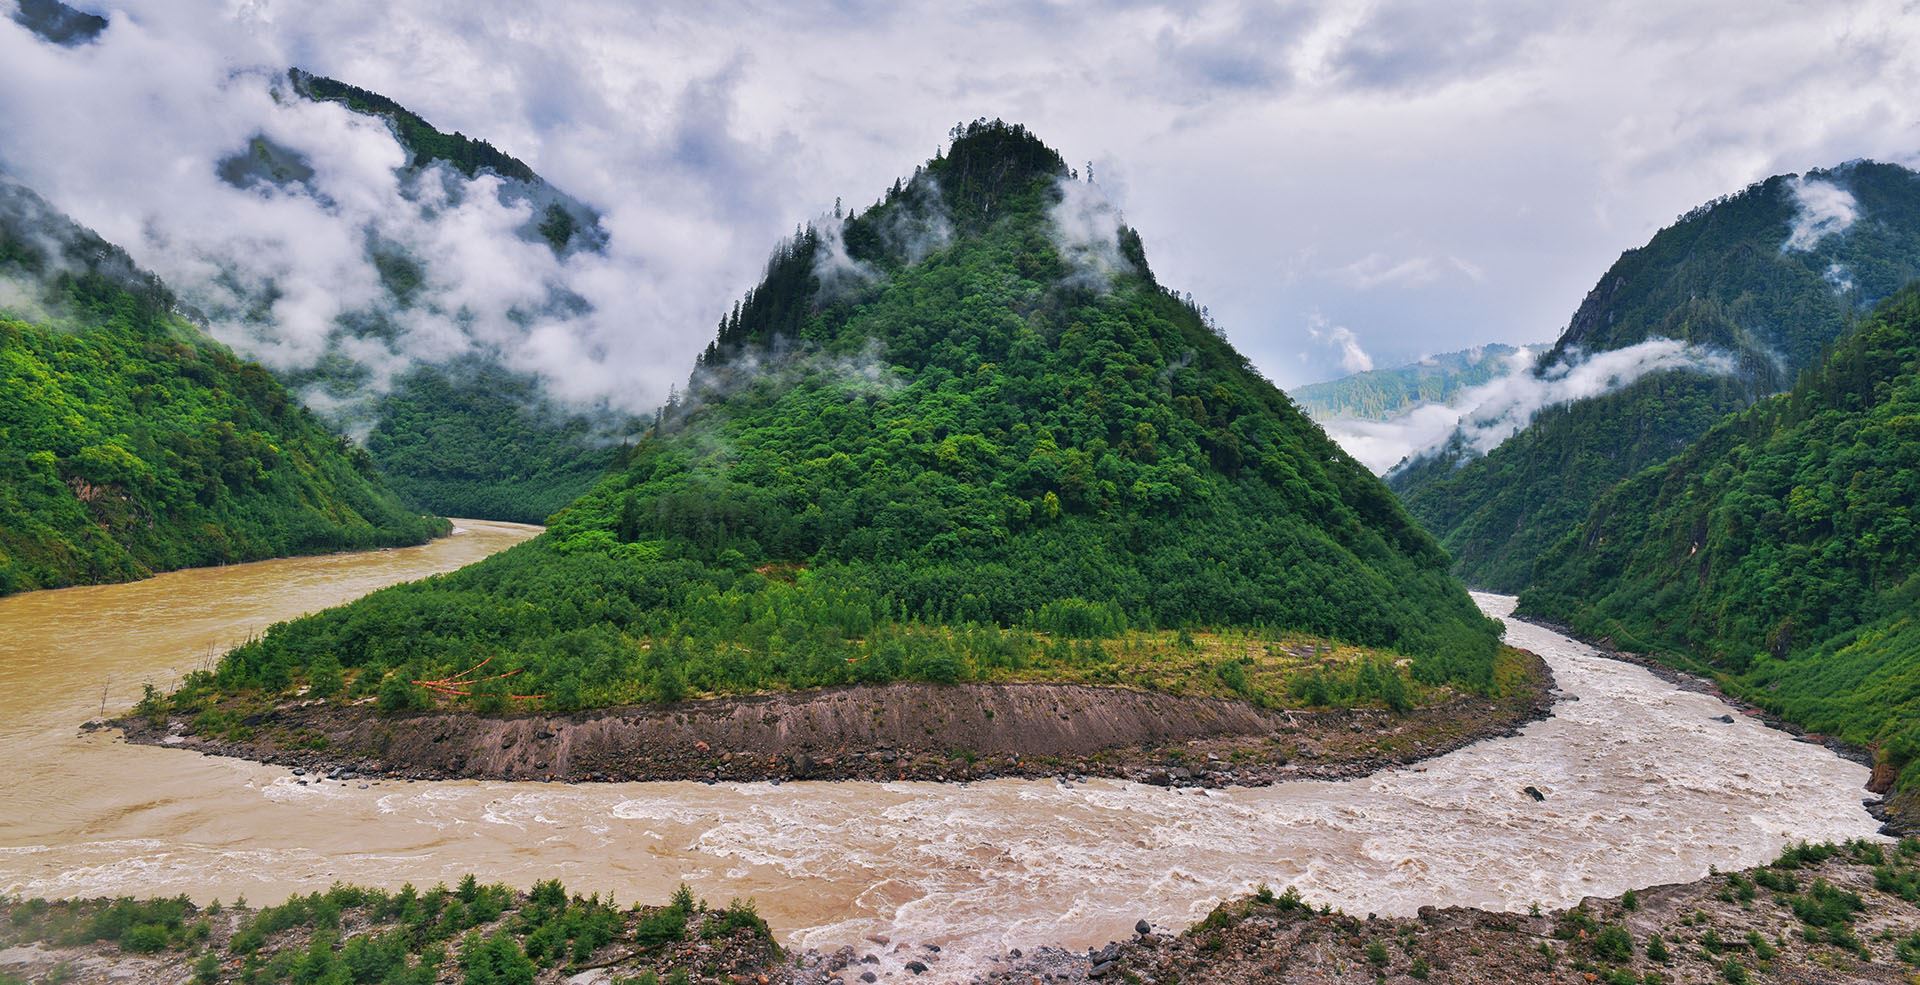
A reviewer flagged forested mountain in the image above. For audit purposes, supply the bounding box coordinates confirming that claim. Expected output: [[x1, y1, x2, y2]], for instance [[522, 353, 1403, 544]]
[[198, 121, 1504, 713], [273, 70, 625, 523], [1291, 343, 1529, 421], [0, 177, 446, 595], [1392, 161, 1920, 591], [1520, 286, 1920, 815]]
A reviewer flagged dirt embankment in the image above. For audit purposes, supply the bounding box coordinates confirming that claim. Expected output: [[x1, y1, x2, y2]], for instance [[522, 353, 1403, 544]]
[[120, 653, 1553, 788]]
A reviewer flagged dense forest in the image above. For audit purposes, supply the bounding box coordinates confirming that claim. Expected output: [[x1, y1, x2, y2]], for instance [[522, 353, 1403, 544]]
[[363, 361, 624, 524], [1290, 343, 1527, 422], [1520, 286, 1920, 803], [184, 121, 1504, 716], [1392, 161, 1920, 591], [0, 178, 446, 595]]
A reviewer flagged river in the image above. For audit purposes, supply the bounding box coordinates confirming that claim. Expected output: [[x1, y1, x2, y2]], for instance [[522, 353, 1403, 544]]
[[0, 529, 1885, 981]]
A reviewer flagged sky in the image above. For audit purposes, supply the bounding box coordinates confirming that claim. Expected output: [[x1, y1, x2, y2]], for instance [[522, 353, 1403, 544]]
[[3, 0, 1919, 417]]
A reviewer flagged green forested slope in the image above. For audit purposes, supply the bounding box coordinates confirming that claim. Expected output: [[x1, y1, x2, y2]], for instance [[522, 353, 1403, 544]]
[[0, 180, 446, 595], [198, 122, 1502, 712], [1291, 343, 1525, 421], [1520, 287, 1920, 801], [258, 70, 620, 522], [363, 360, 622, 524], [1393, 162, 1920, 591]]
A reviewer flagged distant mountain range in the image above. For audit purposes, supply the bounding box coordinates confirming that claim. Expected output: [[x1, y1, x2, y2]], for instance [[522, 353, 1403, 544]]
[[1291, 343, 1531, 422]]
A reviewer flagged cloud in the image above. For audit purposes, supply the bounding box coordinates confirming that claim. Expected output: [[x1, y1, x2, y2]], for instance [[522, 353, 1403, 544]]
[[3, 0, 1919, 418], [1782, 175, 1859, 251], [1314, 339, 1735, 472], [1047, 175, 1133, 289], [1334, 252, 1484, 289], [1307, 315, 1374, 373]]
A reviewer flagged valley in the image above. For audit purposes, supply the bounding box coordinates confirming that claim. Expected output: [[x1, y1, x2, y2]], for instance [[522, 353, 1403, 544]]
[[5, 6, 1920, 983], [0, 550, 1896, 981]]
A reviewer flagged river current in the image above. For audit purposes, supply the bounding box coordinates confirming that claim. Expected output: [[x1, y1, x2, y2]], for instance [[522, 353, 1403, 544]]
[[0, 524, 1884, 980]]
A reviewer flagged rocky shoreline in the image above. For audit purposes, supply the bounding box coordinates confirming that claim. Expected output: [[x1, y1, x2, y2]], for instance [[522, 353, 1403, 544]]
[[980, 838, 1920, 984], [115, 652, 1555, 791], [1508, 612, 1913, 836]]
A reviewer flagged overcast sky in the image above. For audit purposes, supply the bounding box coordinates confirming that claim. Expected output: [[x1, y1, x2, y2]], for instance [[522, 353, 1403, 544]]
[[4, 0, 1919, 404]]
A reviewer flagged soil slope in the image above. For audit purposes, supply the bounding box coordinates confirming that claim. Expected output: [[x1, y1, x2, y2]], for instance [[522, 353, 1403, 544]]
[[121, 653, 1552, 787]]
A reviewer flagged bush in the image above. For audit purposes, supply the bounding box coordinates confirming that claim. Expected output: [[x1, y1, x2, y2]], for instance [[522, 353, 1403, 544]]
[[122, 923, 170, 953], [1592, 924, 1633, 962]]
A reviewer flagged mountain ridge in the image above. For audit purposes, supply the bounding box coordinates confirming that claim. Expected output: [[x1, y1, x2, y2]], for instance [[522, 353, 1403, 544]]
[[1391, 160, 1920, 591]]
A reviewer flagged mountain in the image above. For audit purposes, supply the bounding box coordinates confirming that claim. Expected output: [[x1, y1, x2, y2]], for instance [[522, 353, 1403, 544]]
[[197, 121, 1504, 713], [0, 176, 446, 595], [1519, 286, 1920, 821], [8, 0, 105, 46], [1291, 343, 1530, 421], [1391, 161, 1920, 591], [273, 70, 626, 523]]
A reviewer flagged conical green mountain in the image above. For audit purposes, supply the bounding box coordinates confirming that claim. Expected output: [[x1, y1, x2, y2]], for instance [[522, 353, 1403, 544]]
[[0, 177, 447, 595], [1391, 161, 1920, 591], [1520, 286, 1920, 819], [209, 121, 1502, 709]]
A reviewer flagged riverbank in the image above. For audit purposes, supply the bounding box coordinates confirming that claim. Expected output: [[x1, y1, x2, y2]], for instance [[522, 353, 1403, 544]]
[[9, 838, 1917, 985], [117, 648, 1553, 789], [1507, 612, 1913, 836], [987, 836, 1920, 984]]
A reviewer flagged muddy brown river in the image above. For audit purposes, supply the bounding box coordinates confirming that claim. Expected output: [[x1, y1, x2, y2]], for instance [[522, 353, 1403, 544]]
[[0, 524, 1886, 981]]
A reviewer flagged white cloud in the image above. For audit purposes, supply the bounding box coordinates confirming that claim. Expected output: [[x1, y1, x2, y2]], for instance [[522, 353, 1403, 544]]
[[1047, 176, 1133, 290], [1334, 252, 1484, 289], [1314, 339, 1735, 472], [1307, 315, 1374, 372], [2, 0, 1918, 417], [1782, 176, 1859, 251]]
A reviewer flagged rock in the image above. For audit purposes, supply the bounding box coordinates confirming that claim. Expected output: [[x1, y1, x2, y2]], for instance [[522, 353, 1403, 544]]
[[1714, 714, 1735, 724], [1089, 959, 1116, 978], [924, 943, 941, 953], [1135, 919, 1151, 935], [1144, 770, 1171, 787], [860, 974, 877, 984], [1007, 948, 1022, 959], [1523, 785, 1545, 802], [1870, 759, 1900, 794], [905, 960, 928, 975]]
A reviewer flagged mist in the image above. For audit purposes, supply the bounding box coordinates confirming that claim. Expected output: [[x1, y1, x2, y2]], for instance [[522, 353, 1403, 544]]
[[1317, 339, 1737, 473]]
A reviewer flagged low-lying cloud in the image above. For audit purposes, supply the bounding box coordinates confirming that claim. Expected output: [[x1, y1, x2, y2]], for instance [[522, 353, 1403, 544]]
[[1316, 338, 1736, 473], [1307, 315, 1374, 373], [1048, 176, 1133, 289], [1782, 176, 1858, 252]]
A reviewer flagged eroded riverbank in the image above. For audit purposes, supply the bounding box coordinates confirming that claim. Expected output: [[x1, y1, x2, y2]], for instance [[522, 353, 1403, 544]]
[[119, 653, 1553, 788], [0, 559, 1891, 982]]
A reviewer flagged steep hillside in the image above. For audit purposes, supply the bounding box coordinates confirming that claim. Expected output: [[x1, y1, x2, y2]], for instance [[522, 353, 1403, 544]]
[[0, 177, 446, 595], [362, 359, 621, 524], [1291, 342, 1528, 421], [187, 121, 1505, 719], [1521, 286, 1920, 817], [1393, 161, 1920, 591]]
